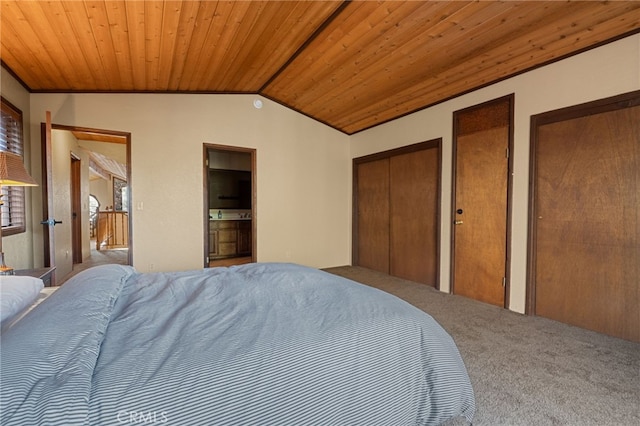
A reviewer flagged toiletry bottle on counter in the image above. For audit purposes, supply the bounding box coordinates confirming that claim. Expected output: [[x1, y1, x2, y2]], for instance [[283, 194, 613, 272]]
[[218, 210, 222, 219]]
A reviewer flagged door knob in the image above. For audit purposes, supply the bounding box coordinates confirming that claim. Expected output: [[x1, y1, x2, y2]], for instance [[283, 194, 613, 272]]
[[41, 219, 63, 226], [454, 220, 463, 225]]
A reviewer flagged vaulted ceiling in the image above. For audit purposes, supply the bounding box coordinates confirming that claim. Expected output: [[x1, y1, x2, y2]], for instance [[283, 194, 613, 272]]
[[2, 1, 639, 134]]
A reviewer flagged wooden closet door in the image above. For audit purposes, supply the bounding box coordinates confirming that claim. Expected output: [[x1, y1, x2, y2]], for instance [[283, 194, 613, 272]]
[[390, 149, 439, 286], [533, 102, 640, 342], [356, 158, 390, 274]]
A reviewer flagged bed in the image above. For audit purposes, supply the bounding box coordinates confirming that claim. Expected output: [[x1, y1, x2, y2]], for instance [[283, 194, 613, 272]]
[[1, 262, 475, 425]]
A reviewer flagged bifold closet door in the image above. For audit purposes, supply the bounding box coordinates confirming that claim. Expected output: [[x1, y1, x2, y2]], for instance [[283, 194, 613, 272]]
[[356, 158, 390, 274], [390, 149, 439, 286]]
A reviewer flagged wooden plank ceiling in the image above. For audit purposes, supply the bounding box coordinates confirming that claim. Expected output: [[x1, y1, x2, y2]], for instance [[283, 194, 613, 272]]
[[2, 1, 639, 134]]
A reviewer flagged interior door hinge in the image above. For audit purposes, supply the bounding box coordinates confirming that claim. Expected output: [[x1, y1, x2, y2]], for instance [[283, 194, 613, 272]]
[[502, 277, 507, 287], [505, 148, 510, 158]]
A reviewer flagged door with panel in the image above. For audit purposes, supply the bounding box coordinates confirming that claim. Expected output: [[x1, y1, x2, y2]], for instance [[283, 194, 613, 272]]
[[355, 158, 390, 274], [452, 96, 512, 307], [390, 148, 439, 286], [70, 155, 82, 265], [40, 113, 56, 277], [530, 93, 640, 342]]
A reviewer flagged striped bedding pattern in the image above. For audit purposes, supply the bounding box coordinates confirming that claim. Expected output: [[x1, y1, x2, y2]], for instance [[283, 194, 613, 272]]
[[1, 263, 475, 425]]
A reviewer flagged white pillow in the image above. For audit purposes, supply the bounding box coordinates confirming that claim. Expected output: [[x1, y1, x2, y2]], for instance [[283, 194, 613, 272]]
[[0, 276, 45, 323]]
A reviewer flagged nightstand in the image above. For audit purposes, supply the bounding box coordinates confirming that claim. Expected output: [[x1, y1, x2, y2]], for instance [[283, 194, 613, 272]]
[[14, 266, 57, 287]]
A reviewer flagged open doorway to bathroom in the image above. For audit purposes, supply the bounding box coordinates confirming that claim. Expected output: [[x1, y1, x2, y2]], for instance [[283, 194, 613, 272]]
[[203, 144, 256, 268]]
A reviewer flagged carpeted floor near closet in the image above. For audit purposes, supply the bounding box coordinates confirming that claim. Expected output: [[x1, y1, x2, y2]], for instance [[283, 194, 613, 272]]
[[323, 266, 640, 426]]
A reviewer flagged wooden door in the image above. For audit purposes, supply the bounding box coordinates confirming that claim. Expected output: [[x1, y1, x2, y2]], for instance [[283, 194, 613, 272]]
[[355, 158, 390, 274], [452, 96, 512, 307], [530, 93, 640, 342], [390, 148, 439, 285], [70, 155, 82, 264], [40, 112, 56, 279]]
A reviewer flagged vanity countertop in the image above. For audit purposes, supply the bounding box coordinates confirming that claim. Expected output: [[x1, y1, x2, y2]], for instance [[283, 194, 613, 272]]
[[209, 209, 251, 221]]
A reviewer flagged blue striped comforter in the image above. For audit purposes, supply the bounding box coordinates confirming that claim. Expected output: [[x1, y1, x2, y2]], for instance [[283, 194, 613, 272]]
[[1, 263, 474, 425]]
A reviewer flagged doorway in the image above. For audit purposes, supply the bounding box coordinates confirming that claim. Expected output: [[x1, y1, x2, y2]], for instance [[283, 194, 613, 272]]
[[528, 91, 639, 342], [451, 95, 513, 307], [204, 144, 256, 267], [41, 120, 132, 284]]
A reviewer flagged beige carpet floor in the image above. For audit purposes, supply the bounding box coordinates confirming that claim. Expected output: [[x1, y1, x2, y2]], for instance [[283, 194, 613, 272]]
[[323, 266, 640, 426]]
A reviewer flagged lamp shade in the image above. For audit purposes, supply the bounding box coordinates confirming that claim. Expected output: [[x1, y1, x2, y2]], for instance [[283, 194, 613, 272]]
[[0, 151, 37, 186]]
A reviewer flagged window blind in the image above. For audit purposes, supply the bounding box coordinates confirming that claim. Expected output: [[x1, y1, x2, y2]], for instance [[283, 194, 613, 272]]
[[1, 97, 27, 236]]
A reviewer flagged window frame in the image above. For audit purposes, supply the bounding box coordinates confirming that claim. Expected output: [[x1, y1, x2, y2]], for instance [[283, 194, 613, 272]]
[[1, 96, 28, 236]]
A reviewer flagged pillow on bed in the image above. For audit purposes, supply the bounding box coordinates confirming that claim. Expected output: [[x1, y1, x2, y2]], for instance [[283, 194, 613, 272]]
[[0, 276, 45, 323]]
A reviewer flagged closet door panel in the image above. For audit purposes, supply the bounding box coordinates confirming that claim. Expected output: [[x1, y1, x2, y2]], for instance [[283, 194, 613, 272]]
[[390, 149, 439, 286], [356, 158, 390, 273]]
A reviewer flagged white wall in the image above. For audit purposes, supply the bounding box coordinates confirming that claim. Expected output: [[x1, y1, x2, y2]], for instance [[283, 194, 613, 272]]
[[0, 68, 35, 270], [29, 94, 351, 272], [90, 178, 110, 210], [350, 34, 640, 313]]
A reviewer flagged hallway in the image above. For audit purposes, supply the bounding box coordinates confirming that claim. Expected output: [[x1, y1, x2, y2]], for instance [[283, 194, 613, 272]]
[[58, 240, 128, 285]]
